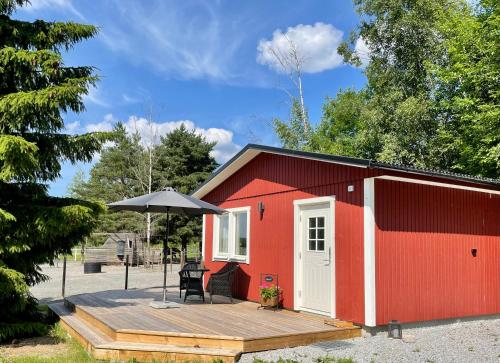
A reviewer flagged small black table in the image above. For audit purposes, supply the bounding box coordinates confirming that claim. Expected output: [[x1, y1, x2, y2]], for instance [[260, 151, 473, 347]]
[[181, 268, 209, 302]]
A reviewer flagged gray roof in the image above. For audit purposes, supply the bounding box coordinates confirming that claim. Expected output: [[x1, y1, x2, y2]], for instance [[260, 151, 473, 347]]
[[192, 144, 500, 199]]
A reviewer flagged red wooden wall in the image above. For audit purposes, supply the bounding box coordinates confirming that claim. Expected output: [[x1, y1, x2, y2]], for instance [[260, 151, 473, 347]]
[[202, 153, 374, 324], [200, 151, 500, 326], [375, 179, 500, 324]]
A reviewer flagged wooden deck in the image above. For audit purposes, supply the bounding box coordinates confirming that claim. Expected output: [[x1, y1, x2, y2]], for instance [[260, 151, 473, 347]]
[[49, 288, 360, 362]]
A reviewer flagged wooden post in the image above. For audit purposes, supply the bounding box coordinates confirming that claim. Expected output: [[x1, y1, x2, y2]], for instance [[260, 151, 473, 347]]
[[125, 254, 129, 290], [62, 256, 67, 298]]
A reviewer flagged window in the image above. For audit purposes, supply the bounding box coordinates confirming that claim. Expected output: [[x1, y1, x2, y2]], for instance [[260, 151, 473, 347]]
[[234, 211, 247, 256], [218, 214, 229, 254], [308, 216, 325, 251], [213, 207, 250, 263]]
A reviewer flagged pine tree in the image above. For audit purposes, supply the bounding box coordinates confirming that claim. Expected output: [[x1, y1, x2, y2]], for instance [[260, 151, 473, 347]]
[[0, 0, 111, 341], [153, 124, 218, 252], [69, 123, 146, 235], [70, 124, 218, 252]]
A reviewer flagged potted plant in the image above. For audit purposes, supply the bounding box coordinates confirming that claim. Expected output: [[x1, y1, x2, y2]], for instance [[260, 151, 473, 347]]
[[259, 283, 281, 308]]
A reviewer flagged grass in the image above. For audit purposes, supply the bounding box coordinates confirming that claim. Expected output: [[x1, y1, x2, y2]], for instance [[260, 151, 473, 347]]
[[2, 324, 233, 363], [1, 324, 101, 363]]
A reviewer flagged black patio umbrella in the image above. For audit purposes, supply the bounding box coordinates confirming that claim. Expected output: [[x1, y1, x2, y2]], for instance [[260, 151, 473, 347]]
[[107, 187, 225, 308]]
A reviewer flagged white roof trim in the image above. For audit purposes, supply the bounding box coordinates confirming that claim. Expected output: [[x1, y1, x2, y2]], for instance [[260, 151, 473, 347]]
[[376, 175, 500, 195], [192, 148, 367, 199]]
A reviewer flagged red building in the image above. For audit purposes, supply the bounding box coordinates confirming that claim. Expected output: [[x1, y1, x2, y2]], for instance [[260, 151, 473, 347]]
[[192, 144, 500, 327]]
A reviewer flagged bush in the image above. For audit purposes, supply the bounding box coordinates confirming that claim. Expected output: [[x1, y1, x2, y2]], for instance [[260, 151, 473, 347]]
[[0, 265, 50, 342]]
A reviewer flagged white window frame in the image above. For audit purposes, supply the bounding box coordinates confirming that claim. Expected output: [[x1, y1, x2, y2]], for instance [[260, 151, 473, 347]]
[[212, 206, 251, 264]]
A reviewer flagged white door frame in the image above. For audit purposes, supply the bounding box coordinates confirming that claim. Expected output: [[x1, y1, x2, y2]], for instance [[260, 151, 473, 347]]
[[293, 196, 336, 318]]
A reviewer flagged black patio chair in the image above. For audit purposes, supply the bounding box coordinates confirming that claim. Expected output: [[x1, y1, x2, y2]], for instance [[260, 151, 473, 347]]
[[207, 263, 239, 303], [178, 262, 199, 298]]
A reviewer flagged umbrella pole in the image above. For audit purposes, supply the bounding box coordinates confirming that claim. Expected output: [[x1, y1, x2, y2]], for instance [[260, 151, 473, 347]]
[[163, 210, 169, 303]]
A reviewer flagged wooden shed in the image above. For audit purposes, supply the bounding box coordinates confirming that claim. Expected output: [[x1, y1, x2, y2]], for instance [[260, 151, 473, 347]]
[[85, 233, 143, 265], [192, 144, 500, 327]]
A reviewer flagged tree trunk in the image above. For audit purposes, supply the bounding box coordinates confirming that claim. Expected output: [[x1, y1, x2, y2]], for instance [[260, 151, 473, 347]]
[[297, 74, 308, 132], [146, 145, 153, 265]]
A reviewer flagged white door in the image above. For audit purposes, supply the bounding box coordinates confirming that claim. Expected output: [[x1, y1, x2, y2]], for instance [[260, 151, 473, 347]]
[[299, 203, 332, 315]]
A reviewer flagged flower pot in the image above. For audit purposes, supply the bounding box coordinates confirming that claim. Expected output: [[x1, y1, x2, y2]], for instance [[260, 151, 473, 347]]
[[260, 295, 279, 307]]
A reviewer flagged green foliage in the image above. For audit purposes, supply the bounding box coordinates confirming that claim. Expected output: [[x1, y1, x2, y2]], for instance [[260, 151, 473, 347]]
[[335, 0, 447, 167], [259, 284, 280, 300], [70, 123, 218, 249], [274, 98, 311, 150], [153, 124, 218, 248], [310, 89, 367, 157], [0, 0, 111, 341], [428, 0, 500, 177], [0, 135, 38, 181], [68, 123, 146, 233], [274, 0, 499, 180], [4, 323, 109, 363], [253, 359, 300, 363]]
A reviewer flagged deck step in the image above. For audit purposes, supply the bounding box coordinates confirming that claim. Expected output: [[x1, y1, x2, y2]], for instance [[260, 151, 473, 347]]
[[324, 318, 356, 328], [49, 302, 113, 346], [48, 302, 241, 362], [99, 341, 240, 358]]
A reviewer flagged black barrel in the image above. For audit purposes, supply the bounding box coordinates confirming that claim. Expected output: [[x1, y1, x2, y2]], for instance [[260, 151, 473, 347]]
[[116, 240, 125, 260], [84, 262, 102, 274]]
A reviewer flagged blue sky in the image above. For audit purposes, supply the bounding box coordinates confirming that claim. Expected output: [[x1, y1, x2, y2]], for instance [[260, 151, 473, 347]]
[[16, 0, 368, 196]]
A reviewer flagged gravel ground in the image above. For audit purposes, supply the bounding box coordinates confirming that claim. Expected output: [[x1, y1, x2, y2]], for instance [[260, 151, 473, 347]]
[[31, 260, 181, 303], [240, 318, 500, 363]]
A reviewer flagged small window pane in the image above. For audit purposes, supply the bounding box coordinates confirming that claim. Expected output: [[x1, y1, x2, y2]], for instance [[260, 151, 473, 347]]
[[317, 228, 324, 239], [309, 240, 316, 251], [317, 240, 325, 251], [218, 214, 229, 254], [235, 212, 247, 256], [309, 229, 316, 239], [309, 218, 316, 228], [317, 217, 325, 227]]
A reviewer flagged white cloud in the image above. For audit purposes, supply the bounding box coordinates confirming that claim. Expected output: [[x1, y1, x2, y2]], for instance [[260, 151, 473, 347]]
[[83, 86, 109, 108], [257, 22, 344, 74], [23, 0, 84, 19], [84, 114, 240, 164], [122, 94, 141, 104], [354, 37, 370, 68], [64, 121, 80, 134], [98, 1, 251, 83]]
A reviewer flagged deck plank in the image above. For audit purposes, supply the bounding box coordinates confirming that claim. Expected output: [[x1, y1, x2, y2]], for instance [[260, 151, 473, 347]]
[[65, 288, 353, 339]]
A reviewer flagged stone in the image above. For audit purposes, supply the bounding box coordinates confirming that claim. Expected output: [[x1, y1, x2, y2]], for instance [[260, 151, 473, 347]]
[[402, 334, 416, 343]]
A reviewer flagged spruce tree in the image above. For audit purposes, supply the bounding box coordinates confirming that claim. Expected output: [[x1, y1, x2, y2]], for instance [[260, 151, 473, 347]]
[[0, 0, 111, 341], [153, 125, 218, 251]]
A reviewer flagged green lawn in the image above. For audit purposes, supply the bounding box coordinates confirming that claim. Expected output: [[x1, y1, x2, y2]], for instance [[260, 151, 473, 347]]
[[1, 324, 101, 363]]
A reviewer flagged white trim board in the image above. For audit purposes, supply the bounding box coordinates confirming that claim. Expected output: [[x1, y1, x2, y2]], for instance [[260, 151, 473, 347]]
[[293, 196, 336, 318], [192, 149, 367, 199], [201, 215, 206, 261], [363, 178, 376, 327], [377, 175, 500, 195], [212, 206, 251, 264]]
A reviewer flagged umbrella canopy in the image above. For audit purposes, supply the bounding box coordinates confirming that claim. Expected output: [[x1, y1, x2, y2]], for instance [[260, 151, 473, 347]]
[[107, 187, 225, 215], [107, 187, 225, 307]]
